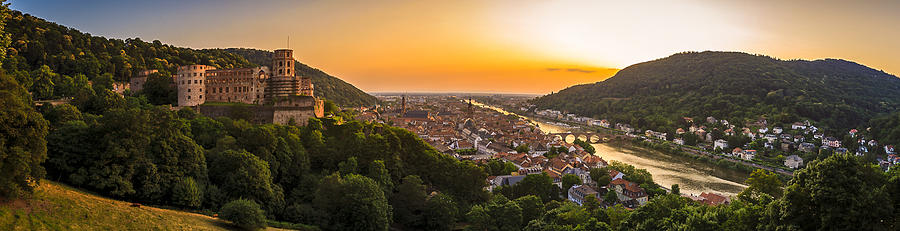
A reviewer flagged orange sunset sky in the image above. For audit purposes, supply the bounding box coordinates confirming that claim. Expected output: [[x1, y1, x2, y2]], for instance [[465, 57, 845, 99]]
[[12, 0, 900, 94]]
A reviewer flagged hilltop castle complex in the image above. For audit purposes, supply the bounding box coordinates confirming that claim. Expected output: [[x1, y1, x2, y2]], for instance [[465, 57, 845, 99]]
[[133, 49, 324, 125]]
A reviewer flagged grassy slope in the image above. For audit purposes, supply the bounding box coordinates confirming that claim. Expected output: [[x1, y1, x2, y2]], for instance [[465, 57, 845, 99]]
[[0, 181, 288, 231]]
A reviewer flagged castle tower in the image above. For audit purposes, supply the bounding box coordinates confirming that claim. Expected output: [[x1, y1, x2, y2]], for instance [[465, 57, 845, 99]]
[[176, 65, 213, 106], [266, 49, 300, 100]]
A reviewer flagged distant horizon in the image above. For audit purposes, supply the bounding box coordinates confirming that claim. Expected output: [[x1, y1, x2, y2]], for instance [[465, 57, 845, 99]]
[[369, 91, 543, 97]]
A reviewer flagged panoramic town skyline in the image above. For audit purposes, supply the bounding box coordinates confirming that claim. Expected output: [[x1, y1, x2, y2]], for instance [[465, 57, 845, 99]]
[[12, 0, 900, 94]]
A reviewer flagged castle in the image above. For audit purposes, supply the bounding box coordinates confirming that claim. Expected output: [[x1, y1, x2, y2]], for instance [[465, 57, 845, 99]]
[[165, 49, 324, 125]]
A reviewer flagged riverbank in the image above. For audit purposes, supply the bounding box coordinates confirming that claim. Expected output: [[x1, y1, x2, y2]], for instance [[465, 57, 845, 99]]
[[503, 104, 794, 178], [594, 140, 749, 196], [469, 100, 750, 196]]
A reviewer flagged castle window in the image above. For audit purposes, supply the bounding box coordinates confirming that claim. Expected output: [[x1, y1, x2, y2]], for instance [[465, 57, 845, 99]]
[[200, 80, 202, 84], [193, 73, 197, 77], [287, 69, 290, 75], [225, 88, 229, 93], [288, 62, 291, 67], [187, 89, 191, 92], [194, 80, 198, 84], [279, 61, 283, 67], [199, 88, 202, 92], [279, 69, 284, 75], [199, 95, 202, 99], [220, 87, 223, 93], [188, 95, 191, 99]]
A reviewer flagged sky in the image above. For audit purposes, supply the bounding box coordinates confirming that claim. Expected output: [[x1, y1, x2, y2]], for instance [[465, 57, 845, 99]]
[[10, 0, 900, 94]]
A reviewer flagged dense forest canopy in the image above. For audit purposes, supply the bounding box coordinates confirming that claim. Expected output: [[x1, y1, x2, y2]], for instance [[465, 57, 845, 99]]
[[532, 51, 900, 134], [1, 10, 375, 107]]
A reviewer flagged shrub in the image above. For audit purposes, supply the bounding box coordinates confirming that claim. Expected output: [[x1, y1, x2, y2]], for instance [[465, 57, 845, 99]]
[[171, 177, 202, 208], [220, 199, 267, 230]]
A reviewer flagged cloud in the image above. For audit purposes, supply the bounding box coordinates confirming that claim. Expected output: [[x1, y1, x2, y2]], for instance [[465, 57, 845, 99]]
[[566, 68, 595, 73]]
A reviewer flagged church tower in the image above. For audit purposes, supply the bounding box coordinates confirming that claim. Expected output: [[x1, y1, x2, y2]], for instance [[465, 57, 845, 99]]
[[467, 97, 473, 119], [401, 95, 407, 115]]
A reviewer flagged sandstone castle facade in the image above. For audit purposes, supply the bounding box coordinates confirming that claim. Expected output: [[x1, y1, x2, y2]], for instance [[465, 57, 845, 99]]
[[156, 49, 323, 125]]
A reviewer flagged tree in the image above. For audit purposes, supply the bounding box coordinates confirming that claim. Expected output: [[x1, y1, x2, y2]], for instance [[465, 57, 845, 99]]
[[515, 144, 530, 154], [392, 175, 427, 228], [590, 168, 611, 187], [324, 100, 340, 115], [738, 169, 781, 200], [314, 173, 391, 231], [424, 193, 458, 231], [91, 73, 114, 92], [469, 195, 524, 231], [497, 173, 559, 202], [489, 200, 524, 231], [42, 103, 82, 126], [0, 71, 49, 198], [338, 157, 358, 174], [207, 149, 280, 206], [776, 154, 892, 230], [171, 177, 202, 208], [574, 138, 596, 154], [604, 190, 618, 204], [485, 159, 518, 176], [141, 72, 176, 105], [220, 198, 267, 230], [583, 196, 601, 213], [574, 218, 611, 231], [562, 174, 581, 195], [368, 160, 393, 197], [0, 0, 10, 67], [670, 184, 680, 195], [30, 65, 55, 99], [515, 195, 545, 224]]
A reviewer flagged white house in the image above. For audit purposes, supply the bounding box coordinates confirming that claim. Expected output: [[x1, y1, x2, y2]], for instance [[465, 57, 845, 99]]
[[741, 150, 757, 160], [823, 137, 841, 148], [567, 185, 599, 206], [791, 122, 807, 130], [714, 139, 729, 150], [784, 155, 803, 169], [765, 134, 778, 143]]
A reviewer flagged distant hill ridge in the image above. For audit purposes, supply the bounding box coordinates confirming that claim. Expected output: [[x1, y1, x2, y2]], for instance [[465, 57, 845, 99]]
[[532, 51, 900, 132]]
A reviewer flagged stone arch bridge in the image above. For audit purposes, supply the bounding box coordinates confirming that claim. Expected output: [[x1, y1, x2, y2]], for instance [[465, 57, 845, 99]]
[[548, 132, 625, 144]]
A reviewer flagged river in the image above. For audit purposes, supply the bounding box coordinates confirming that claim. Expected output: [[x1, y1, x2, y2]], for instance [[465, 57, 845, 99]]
[[472, 101, 749, 196]]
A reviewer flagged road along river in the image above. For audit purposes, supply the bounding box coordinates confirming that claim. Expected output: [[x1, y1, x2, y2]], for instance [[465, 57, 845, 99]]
[[472, 101, 749, 196]]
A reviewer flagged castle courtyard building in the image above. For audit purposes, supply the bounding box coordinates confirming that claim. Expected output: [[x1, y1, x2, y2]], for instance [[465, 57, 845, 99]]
[[169, 48, 323, 125]]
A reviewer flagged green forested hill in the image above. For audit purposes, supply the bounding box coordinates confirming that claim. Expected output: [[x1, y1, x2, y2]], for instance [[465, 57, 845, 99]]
[[223, 48, 378, 107], [1, 10, 375, 107], [532, 51, 900, 133]]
